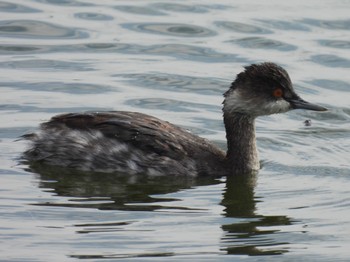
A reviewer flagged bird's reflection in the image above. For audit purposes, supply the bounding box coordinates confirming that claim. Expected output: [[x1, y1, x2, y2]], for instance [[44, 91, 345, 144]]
[[221, 174, 291, 256], [28, 163, 219, 211], [28, 163, 292, 256]]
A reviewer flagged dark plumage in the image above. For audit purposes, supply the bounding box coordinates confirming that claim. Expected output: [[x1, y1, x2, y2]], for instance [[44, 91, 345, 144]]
[[22, 62, 327, 176], [24, 112, 227, 176]]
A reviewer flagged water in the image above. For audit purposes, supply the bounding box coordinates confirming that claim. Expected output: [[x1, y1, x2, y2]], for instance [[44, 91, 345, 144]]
[[1, 0, 350, 261]]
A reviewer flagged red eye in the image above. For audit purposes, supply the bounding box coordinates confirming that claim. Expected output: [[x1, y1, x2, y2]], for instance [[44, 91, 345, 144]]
[[273, 88, 283, 98]]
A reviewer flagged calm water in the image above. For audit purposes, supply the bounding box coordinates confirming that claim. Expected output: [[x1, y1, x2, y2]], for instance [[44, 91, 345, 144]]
[[1, 0, 350, 261]]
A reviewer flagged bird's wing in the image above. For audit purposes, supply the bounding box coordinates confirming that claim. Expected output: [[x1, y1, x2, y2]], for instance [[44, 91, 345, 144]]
[[42, 112, 190, 160]]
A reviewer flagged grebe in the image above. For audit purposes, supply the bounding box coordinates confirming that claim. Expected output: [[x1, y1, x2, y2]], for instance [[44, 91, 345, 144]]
[[23, 63, 327, 176]]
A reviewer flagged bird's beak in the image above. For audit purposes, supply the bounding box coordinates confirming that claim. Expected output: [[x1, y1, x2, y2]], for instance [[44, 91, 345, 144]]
[[288, 96, 327, 111]]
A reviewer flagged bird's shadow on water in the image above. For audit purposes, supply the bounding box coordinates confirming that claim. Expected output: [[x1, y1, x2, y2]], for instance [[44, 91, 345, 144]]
[[27, 163, 291, 257]]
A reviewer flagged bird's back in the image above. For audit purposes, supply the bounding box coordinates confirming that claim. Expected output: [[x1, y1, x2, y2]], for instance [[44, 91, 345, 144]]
[[23, 111, 226, 176]]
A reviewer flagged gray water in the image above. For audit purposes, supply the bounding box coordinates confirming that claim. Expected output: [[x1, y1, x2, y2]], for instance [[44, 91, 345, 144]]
[[1, 0, 350, 261]]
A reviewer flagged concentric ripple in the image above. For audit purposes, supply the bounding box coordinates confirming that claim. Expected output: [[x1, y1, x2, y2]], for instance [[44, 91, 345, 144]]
[[215, 21, 273, 34], [301, 18, 350, 30], [311, 54, 350, 68], [150, 3, 208, 13], [74, 12, 114, 21], [121, 23, 216, 37], [114, 5, 166, 16], [318, 40, 350, 49], [0, 59, 92, 71], [0, 1, 40, 12], [34, 0, 92, 6], [125, 98, 219, 112], [257, 19, 310, 31], [113, 73, 228, 94], [307, 79, 350, 92], [230, 37, 297, 51], [0, 20, 88, 39]]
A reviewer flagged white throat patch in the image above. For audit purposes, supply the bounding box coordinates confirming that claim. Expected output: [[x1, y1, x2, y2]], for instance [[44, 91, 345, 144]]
[[223, 89, 291, 117]]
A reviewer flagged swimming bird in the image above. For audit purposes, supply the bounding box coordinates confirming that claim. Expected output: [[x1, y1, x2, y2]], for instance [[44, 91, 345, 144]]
[[23, 62, 327, 176]]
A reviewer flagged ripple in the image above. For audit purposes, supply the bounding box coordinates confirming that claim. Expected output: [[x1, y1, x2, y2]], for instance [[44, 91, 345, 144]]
[[230, 37, 297, 51], [0, 42, 248, 63], [81, 43, 244, 62], [307, 79, 350, 92], [121, 23, 216, 37], [0, 1, 40, 12], [269, 163, 350, 178], [0, 20, 88, 39], [83, 43, 131, 51], [311, 54, 350, 68], [215, 21, 272, 34], [34, 0, 92, 6], [0, 44, 43, 54], [222, 215, 291, 256], [301, 18, 350, 30], [192, 117, 224, 134], [74, 12, 114, 21], [150, 3, 208, 13], [74, 221, 134, 234], [201, 4, 232, 10], [318, 40, 350, 49], [113, 73, 228, 95], [31, 166, 217, 211], [257, 19, 310, 31], [139, 44, 245, 62], [0, 59, 93, 71], [114, 5, 166, 16], [126, 98, 219, 112], [0, 104, 95, 114], [2, 81, 117, 94]]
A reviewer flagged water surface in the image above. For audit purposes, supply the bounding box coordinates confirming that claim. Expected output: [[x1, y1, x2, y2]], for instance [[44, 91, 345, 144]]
[[0, 0, 350, 261]]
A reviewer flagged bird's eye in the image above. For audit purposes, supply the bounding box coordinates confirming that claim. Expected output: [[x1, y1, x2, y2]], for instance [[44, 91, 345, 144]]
[[273, 88, 283, 98]]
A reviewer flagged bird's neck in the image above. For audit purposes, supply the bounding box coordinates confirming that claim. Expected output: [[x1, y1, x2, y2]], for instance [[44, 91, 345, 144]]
[[223, 112, 259, 174]]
